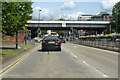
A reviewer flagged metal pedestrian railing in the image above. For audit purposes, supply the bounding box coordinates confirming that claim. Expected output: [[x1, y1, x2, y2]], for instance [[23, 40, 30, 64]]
[[70, 34, 120, 52]]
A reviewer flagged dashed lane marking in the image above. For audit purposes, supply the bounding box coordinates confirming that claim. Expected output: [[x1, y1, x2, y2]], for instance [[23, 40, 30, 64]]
[[83, 61, 108, 78], [74, 46, 77, 48], [66, 50, 69, 52], [70, 53, 78, 58]]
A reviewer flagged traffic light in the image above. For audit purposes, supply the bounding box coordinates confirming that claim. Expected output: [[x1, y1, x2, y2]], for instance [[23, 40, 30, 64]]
[[38, 28, 41, 33], [28, 30, 31, 33], [70, 28, 73, 33]]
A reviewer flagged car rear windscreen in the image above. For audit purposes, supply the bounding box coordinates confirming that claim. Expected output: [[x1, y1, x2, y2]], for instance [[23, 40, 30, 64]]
[[44, 36, 59, 40]]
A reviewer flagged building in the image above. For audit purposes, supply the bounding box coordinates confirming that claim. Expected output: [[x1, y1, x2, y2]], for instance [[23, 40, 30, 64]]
[[77, 15, 92, 21], [91, 12, 112, 21], [77, 12, 112, 21]]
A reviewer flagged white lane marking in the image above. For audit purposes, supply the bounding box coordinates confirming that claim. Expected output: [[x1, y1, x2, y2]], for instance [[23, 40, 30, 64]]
[[83, 61, 108, 78], [66, 50, 69, 52], [70, 53, 78, 58], [74, 46, 77, 48], [77, 45, 118, 54]]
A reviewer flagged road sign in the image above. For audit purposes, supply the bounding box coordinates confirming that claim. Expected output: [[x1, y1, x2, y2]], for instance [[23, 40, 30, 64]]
[[62, 22, 66, 27]]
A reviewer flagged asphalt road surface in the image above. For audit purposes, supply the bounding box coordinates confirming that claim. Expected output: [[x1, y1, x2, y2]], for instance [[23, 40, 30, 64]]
[[2, 42, 118, 78]]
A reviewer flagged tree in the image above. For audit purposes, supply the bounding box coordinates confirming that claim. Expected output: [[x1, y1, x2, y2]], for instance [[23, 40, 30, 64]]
[[41, 30, 47, 35], [58, 18, 66, 21], [110, 20, 116, 33], [0, 2, 1, 23], [2, 2, 33, 49], [112, 1, 120, 33]]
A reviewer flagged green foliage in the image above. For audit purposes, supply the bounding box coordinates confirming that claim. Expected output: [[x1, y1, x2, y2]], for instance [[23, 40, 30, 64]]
[[0, 2, 2, 32], [110, 20, 116, 33], [41, 30, 47, 35], [2, 2, 33, 36], [112, 1, 120, 33], [58, 18, 66, 21], [2, 44, 35, 62]]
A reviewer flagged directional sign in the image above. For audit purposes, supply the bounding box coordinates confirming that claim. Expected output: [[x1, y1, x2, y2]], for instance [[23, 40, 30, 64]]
[[62, 22, 66, 27]]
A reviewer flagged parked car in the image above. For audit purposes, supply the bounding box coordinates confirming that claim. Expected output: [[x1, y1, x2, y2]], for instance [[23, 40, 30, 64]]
[[42, 36, 61, 51], [115, 39, 120, 42], [100, 39, 107, 42], [73, 37, 78, 39], [34, 37, 43, 42]]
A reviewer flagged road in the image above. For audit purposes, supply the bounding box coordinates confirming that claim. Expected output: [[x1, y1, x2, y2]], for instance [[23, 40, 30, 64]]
[[1, 42, 118, 78]]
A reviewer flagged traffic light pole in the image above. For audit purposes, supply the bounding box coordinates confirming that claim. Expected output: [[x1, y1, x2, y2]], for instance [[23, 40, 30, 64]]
[[70, 28, 73, 41]]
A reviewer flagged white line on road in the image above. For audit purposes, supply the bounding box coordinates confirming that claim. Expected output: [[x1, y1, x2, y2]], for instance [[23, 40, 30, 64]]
[[70, 53, 78, 58], [74, 46, 77, 48], [77, 45, 118, 54], [66, 50, 69, 52], [82, 61, 108, 78]]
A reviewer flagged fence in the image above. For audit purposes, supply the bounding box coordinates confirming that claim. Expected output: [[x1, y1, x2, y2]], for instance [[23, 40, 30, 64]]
[[70, 35, 120, 52]]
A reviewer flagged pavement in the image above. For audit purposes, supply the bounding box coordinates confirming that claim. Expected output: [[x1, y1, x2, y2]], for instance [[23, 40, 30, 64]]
[[1, 42, 119, 78], [1, 40, 35, 50]]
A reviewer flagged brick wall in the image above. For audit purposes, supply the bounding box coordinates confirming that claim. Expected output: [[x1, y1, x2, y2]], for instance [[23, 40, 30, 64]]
[[1, 33, 25, 44]]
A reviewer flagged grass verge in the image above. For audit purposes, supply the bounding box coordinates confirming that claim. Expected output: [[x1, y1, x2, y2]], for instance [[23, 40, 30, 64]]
[[1, 44, 36, 62]]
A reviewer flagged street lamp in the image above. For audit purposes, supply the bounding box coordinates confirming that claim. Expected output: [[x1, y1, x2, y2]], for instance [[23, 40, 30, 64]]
[[38, 9, 41, 37]]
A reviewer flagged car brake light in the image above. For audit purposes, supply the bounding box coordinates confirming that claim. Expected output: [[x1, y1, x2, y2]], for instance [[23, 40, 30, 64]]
[[42, 41, 47, 43], [55, 41, 60, 43]]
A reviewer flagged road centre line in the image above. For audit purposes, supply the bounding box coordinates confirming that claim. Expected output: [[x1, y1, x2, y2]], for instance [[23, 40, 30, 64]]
[[66, 50, 69, 52], [70, 53, 78, 58], [74, 46, 77, 48], [82, 61, 108, 78]]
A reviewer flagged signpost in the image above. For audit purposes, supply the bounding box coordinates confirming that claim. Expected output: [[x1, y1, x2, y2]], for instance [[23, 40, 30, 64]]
[[25, 24, 28, 45]]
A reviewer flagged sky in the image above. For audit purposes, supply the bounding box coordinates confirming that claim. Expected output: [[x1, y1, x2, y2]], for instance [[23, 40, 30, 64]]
[[31, 0, 119, 20]]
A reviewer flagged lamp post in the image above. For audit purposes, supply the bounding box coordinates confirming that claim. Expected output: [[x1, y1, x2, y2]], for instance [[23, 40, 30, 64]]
[[38, 9, 41, 38]]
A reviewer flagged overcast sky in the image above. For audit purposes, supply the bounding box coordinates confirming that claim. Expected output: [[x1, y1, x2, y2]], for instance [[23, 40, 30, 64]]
[[31, 0, 119, 20]]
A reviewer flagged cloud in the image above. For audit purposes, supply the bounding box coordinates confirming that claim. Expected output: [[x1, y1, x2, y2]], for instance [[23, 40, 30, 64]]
[[66, 12, 85, 20], [61, 1, 76, 11], [41, 8, 54, 19], [32, 7, 55, 20], [101, 0, 119, 11], [32, 6, 85, 20], [33, 7, 42, 10]]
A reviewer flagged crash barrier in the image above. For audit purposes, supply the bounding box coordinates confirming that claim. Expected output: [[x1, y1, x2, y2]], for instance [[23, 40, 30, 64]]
[[71, 34, 120, 52]]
